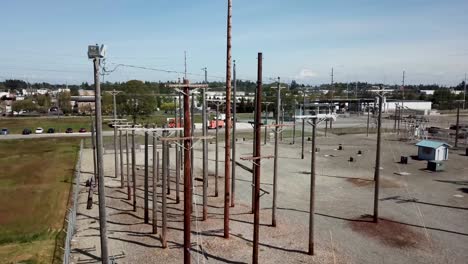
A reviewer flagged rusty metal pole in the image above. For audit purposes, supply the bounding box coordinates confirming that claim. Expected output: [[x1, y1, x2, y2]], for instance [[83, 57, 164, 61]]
[[183, 81, 192, 262], [126, 130, 131, 200], [223, 0, 233, 240], [132, 127, 137, 212], [308, 117, 317, 255], [215, 103, 219, 197], [253, 52, 263, 264], [144, 128, 149, 223], [154, 148, 159, 227], [162, 131, 168, 248]]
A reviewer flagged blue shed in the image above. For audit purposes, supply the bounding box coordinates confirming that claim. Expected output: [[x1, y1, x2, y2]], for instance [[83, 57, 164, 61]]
[[415, 140, 450, 161]]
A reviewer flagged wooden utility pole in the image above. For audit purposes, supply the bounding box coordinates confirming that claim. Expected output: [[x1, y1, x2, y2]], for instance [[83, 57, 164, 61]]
[[253, 52, 263, 264], [370, 87, 392, 223], [166, 80, 208, 264], [119, 130, 124, 188], [224, 0, 233, 240], [202, 67, 208, 219], [161, 131, 168, 248], [272, 78, 285, 227], [92, 56, 109, 264], [231, 60, 237, 207], [132, 127, 137, 212], [455, 102, 460, 148], [144, 128, 149, 223], [125, 130, 131, 200], [175, 97, 180, 204], [152, 133, 158, 234], [308, 117, 317, 255]]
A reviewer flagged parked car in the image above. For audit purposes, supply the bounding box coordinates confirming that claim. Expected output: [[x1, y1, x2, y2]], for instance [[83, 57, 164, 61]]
[[1, 128, 8, 135], [47, 128, 55, 133], [22, 128, 32, 135], [66, 128, 73, 133], [79, 128, 87, 133], [35, 127, 44, 134]]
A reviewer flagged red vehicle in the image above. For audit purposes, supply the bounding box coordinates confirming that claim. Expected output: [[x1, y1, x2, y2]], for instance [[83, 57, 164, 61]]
[[79, 128, 87, 133], [167, 118, 183, 128], [208, 119, 226, 129]]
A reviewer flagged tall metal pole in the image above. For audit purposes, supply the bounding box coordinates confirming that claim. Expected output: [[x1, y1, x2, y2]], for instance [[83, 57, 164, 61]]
[[224, 0, 233, 239], [373, 94, 383, 223], [455, 102, 460, 148], [144, 129, 149, 223], [215, 103, 219, 197], [202, 68, 208, 219], [113, 90, 119, 179], [231, 60, 237, 207], [272, 77, 280, 227], [119, 130, 124, 188], [253, 52, 263, 264], [153, 147, 158, 234], [132, 128, 136, 212], [183, 80, 192, 263], [125, 131, 130, 200], [264, 104, 268, 145], [251, 87, 257, 214], [93, 58, 109, 264], [308, 118, 317, 255]]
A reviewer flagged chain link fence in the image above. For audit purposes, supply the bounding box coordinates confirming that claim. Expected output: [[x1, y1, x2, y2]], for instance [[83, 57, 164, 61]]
[[62, 139, 83, 264]]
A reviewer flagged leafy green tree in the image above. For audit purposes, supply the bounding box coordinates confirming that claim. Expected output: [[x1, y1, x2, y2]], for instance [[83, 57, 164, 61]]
[[57, 92, 72, 114], [12, 99, 37, 112], [117, 80, 157, 123]]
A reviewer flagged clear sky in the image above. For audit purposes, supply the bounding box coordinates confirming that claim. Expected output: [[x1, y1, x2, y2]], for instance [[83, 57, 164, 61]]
[[1, 0, 467, 86]]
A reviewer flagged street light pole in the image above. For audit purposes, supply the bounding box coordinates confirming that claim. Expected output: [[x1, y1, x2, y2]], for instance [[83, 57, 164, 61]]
[[89, 47, 109, 263]]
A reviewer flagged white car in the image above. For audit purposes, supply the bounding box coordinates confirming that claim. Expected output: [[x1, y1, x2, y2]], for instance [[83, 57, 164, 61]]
[[35, 127, 44, 134]]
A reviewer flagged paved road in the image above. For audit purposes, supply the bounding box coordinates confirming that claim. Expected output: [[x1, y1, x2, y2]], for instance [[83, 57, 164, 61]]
[[0, 131, 114, 140]]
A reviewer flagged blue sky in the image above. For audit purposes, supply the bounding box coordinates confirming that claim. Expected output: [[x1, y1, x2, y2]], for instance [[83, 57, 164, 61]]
[[0, 0, 467, 86]]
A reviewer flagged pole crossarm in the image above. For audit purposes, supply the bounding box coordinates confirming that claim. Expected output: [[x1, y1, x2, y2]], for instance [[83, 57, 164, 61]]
[[160, 135, 214, 151], [240, 155, 274, 167]]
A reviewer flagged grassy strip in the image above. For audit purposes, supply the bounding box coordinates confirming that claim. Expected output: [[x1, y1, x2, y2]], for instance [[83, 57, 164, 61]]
[[0, 138, 80, 263]]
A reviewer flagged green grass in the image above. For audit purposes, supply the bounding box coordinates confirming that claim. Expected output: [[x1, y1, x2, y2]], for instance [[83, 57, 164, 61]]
[[0, 138, 80, 264]]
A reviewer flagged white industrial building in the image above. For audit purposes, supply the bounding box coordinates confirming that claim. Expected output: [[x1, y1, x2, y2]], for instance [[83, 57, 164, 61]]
[[382, 99, 432, 114]]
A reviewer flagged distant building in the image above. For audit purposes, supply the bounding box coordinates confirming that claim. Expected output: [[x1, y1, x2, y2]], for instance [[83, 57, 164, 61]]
[[415, 140, 450, 161], [383, 99, 432, 114]]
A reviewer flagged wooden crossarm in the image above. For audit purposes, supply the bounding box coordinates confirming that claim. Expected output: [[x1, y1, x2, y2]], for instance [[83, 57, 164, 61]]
[[240, 155, 274, 161], [160, 135, 214, 141]]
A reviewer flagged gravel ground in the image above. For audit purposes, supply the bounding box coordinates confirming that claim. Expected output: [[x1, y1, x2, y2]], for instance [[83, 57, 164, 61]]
[[70, 118, 468, 263]]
